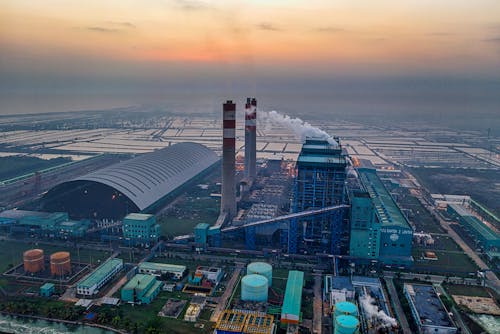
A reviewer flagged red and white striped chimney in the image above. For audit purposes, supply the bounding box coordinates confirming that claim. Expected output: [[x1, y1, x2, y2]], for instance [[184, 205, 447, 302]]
[[221, 100, 237, 217], [245, 98, 257, 180]]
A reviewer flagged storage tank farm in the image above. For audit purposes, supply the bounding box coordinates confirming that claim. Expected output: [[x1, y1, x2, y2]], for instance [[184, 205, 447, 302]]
[[23, 249, 45, 273], [241, 274, 268, 302], [335, 302, 358, 317], [247, 262, 272, 287], [50, 251, 71, 276], [334, 302, 360, 334], [335, 315, 360, 334]]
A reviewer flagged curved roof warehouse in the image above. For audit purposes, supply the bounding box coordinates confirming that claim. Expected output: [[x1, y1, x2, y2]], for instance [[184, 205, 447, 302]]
[[42, 142, 220, 219]]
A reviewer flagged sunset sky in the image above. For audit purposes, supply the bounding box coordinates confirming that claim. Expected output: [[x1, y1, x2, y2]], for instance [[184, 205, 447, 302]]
[[1, 0, 500, 94]]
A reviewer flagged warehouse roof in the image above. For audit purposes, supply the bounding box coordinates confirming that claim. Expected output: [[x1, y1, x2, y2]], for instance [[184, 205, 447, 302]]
[[281, 270, 304, 320], [77, 258, 123, 289], [358, 168, 411, 229], [71, 142, 219, 211], [405, 284, 456, 330], [138, 262, 187, 273], [123, 274, 156, 292], [448, 204, 499, 243], [461, 216, 499, 243]]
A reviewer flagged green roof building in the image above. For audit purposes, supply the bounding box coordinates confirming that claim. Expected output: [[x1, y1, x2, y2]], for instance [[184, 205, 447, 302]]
[[77, 258, 123, 296], [281, 270, 304, 325], [448, 204, 500, 251], [40, 282, 55, 297], [349, 169, 413, 266], [121, 274, 163, 304], [123, 213, 160, 247]]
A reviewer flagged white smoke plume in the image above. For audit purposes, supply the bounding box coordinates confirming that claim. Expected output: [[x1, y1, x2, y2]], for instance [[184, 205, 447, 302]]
[[359, 294, 397, 328], [261, 110, 338, 146]]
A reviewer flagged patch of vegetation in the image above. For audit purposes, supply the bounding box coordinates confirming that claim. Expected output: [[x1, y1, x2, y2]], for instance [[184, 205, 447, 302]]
[[443, 284, 491, 298], [0, 297, 84, 321], [412, 248, 479, 274], [98, 291, 214, 334], [410, 167, 500, 217], [158, 194, 220, 238], [0, 156, 71, 181]]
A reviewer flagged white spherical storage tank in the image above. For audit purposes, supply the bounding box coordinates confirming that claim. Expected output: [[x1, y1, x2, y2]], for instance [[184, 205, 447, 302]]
[[247, 262, 272, 287], [241, 274, 268, 302]]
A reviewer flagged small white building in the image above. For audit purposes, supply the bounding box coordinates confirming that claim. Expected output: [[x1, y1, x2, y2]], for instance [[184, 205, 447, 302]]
[[138, 262, 187, 280], [76, 258, 123, 296], [196, 266, 223, 283]]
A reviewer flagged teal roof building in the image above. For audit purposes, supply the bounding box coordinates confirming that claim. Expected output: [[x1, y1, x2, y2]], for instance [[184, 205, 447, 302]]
[[349, 168, 413, 266], [123, 213, 160, 247], [121, 274, 163, 304], [40, 282, 55, 297], [77, 258, 123, 296], [281, 270, 304, 325], [448, 204, 500, 251]]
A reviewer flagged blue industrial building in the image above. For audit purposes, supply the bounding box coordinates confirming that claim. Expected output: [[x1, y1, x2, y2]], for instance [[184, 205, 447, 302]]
[[122, 213, 160, 247], [349, 168, 413, 266], [287, 138, 348, 254]]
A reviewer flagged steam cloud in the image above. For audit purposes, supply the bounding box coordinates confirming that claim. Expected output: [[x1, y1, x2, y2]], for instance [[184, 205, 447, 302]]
[[261, 110, 338, 146], [359, 295, 397, 328]]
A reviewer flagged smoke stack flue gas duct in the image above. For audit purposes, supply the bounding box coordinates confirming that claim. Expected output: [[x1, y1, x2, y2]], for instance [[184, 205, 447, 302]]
[[221, 100, 237, 218], [245, 97, 257, 181]]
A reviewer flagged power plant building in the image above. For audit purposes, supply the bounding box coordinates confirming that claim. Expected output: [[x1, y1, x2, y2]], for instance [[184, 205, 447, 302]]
[[42, 142, 219, 219], [121, 274, 163, 304], [349, 168, 413, 266], [122, 213, 160, 246], [289, 138, 348, 254], [77, 258, 123, 296]]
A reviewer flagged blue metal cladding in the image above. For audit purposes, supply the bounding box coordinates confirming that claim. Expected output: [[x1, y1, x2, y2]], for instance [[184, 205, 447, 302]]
[[245, 225, 256, 250], [290, 139, 347, 254]]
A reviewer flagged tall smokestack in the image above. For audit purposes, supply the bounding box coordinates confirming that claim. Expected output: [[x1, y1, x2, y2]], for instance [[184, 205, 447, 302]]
[[221, 100, 237, 217], [245, 97, 257, 180]]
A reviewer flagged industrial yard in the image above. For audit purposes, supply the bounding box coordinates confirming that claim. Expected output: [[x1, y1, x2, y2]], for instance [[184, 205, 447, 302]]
[[0, 101, 499, 334]]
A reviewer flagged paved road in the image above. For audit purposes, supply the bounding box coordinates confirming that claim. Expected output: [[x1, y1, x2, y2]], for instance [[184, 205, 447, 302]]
[[210, 263, 243, 322], [384, 278, 411, 334], [312, 274, 322, 334]]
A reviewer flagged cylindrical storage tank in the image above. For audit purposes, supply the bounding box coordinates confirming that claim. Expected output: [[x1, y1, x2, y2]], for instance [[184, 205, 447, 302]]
[[334, 315, 360, 334], [50, 252, 71, 276], [247, 262, 272, 287], [241, 274, 268, 302], [334, 302, 358, 318], [23, 249, 45, 273]]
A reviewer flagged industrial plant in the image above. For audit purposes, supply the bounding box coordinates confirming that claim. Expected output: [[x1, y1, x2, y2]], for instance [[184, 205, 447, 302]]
[[0, 97, 498, 334]]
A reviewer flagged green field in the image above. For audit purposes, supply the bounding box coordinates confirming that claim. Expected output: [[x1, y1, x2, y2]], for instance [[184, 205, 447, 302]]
[[443, 284, 491, 298], [412, 248, 479, 274], [0, 156, 71, 181], [0, 240, 112, 273], [158, 197, 220, 238], [111, 291, 214, 334], [410, 167, 500, 217]]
